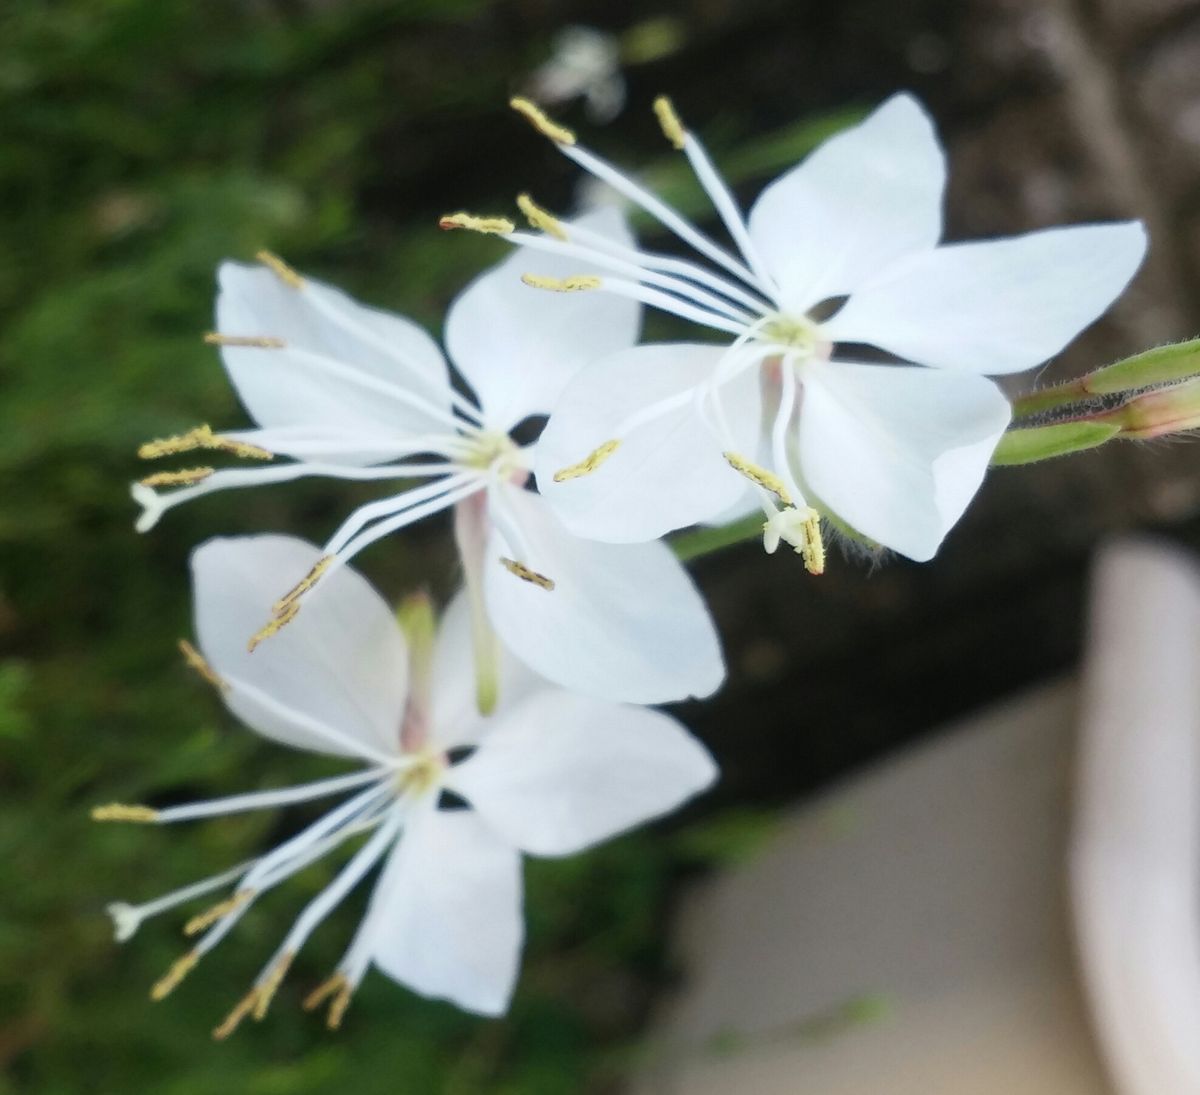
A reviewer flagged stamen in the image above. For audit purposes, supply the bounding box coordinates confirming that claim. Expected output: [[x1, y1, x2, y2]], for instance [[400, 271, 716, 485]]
[[247, 601, 300, 653], [653, 95, 687, 150], [520, 273, 600, 292], [272, 555, 333, 613], [500, 557, 556, 591], [212, 989, 259, 1041], [516, 193, 567, 240], [256, 250, 304, 289], [723, 452, 793, 506], [139, 467, 214, 488], [553, 439, 620, 482], [252, 951, 295, 1021], [438, 212, 516, 235], [509, 96, 576, 145], [151, 949, 199, 1001], [92, 803, 160, 823], [203, 333, 286, 349], [304, 973, 353, 1030], [138, 423, 273, 462], [763, 507, 826, 575], [183, 890, 254, 937], [178, 638, 227, 692]]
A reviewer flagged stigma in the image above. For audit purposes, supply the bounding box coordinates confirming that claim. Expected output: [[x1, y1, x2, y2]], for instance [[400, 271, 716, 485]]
[[763, 507, 826, 575]]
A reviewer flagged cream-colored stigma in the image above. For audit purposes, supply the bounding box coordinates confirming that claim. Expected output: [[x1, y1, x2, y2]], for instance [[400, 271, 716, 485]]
[[500, 557, 556, 591], [509, 97, 576, 145], [178, 638, 228, 692], [723, 452, 793, 507], [92, 803, 160, 823], [138, 423, 273, 462], [151, 948, 199, 1001], [256, 250, 304, 289], [553, 438, 620, 482], [520, 273, 600, 292], [438, 212, 516, 235], [653, 95, 687, 150], [763, 506, 825, 575], [139, 467, 214, 488], [304, 972, 353, 1030], [203, 333, 286, 349], [516, 193, 567, 240], [183, 889, 253, 936]]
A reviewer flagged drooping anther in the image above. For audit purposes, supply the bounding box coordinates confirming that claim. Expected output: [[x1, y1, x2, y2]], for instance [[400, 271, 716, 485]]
[[203, 333, 286, 349], [723, 451, 793, 507], [653, 95, 687, 150], [183, 890, 253, 936], [256, 250, 305, 289], [138, 467, 214, 489], [552, 439, 620, 482], [520, 274, 600, 293], [178, 638, 228, 692], [92, 803, 160, 823], [438, 212, 516, 235], [151, 949, 199, 1001], [304, 973, 353, 1031], [516, 193, 567, 240], [500, 557, 556, 591], [509, 97, 577, 145], [138, 424, 272, 462]]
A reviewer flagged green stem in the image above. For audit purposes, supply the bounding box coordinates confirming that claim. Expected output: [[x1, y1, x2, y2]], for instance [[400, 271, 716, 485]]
[[670, 514, 763, 561]]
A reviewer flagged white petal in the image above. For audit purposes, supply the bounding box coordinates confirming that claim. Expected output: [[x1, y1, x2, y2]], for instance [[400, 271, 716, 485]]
[[533, 342, 758, 542], [822, 222, 1148, 375], [192, 535, 407, 760], [484, 487, 725, 703], [369, 804, 522, 1017], [444, 208, 641, 431], [747, 93, 944, 313], [797, 362, 1011, 562], [429, 589, 544, 750], [446, 689, 717, 856], [216, 263, 453, 445]]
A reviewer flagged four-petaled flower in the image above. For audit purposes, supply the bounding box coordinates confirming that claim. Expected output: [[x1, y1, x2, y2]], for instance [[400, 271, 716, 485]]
[[97, 536, 717, 1031]]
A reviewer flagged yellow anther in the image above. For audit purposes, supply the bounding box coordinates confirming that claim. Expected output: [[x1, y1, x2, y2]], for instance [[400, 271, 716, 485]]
[[91, 803, 160, 823], [500, 557, 556, 591], [438, 212, 516, 235], [150, 949, 199, 1001], [252, 951, 295, 1021], [800, 512, 825, 576], [553, 439, 620, 482], [256, 250, 304, 289], [304, 973, 353, 1030], [653, 95, 687, 150], [762, 506, 826, 576], [520, 273, 601, 292], [138, 467, 214, 488], [509, 97, 577, 145], [272, 555, 333, 613], [247, 600, 300, 653], [178, 638, 228, 692], [138, 423, 272, 462], [723, 451, 793, 507], [212, 989, 258, 1041], [183, 889, 253, 936], [516, 193, 567, 240], [203, 333, 286, 349]]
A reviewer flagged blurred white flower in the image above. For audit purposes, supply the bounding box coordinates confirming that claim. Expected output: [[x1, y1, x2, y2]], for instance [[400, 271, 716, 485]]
[[527, 26, 625, 124], [487, 95, 1146, 565], [131, 214, 723, 705], [95, 536, 717, 1030]]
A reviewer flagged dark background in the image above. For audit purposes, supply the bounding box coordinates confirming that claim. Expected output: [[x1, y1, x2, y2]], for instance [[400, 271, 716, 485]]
[[1, 0, 1198, 1090]]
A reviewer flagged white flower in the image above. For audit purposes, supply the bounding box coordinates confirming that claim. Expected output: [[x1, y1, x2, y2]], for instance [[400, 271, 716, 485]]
[[481, 94, 1147, 564], [131, 213, 724, 704], [95, 535, 717, 1030]]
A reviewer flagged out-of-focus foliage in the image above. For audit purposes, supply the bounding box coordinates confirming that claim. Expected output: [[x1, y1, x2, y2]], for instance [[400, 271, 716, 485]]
[[0, 2, 835, 1089]]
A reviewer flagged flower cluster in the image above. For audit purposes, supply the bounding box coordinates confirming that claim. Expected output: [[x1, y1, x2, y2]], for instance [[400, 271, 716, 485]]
[[98, 90, 1148, 1035]]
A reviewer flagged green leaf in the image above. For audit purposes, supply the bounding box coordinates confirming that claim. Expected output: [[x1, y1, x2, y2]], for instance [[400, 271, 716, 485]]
[[990, 421, 1119, 466]]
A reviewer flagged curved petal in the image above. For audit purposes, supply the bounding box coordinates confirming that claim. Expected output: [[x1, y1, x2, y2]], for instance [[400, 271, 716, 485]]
[[215, 262, 453, 448], [822, 222, 1148, 375], [192, 535, 407, 760], [484, 487, 725, 704], [446, 689, 717, 857], [445, 208, 641, 432], [369, 804, 522, 1017], [797, 362, 1011, 562], [748, 93, 944, 313], [533, 342, 758, 542], [429, 589, 544, 750]]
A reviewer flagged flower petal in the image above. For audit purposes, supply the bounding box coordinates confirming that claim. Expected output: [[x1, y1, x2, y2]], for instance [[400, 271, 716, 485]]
[[446, 689, 717, 856], [797, 362, 1011, 562], [747, 93, 944, 313], [484, 487, 725, 703], [444, 208, 641, 431], [533, 342, 758, 542], [369, 804, 522, 1017], [822, 222, 1148, 375], [192, 535, 407, 760], [216, 262, 453, 447]]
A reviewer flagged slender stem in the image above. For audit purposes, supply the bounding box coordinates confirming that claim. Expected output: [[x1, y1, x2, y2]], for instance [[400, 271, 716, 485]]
[[671, 514, 764, 561]]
